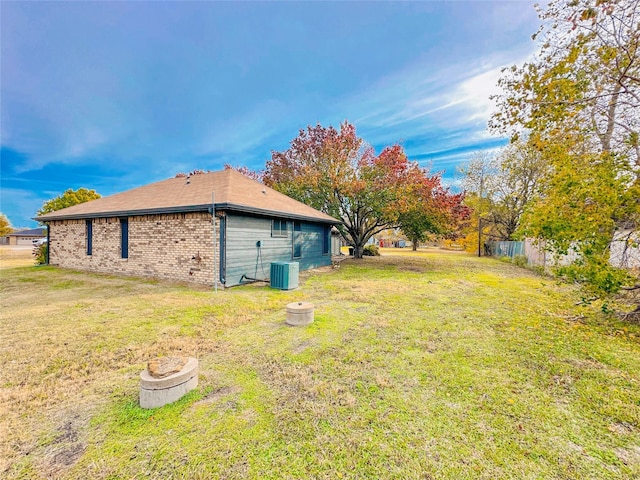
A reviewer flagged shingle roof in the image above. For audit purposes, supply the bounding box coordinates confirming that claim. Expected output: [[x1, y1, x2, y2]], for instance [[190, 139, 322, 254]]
[[8, 228, 46, 237], [35, 169, 338, 224]]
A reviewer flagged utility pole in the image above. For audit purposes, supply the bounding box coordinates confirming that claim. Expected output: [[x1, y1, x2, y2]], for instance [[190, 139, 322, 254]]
[[477, 175, 483, 257]]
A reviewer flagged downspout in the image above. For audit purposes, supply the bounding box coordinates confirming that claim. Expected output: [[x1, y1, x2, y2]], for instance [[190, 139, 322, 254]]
[[219, 214, 226, 285], [46, 223, 50, 265]]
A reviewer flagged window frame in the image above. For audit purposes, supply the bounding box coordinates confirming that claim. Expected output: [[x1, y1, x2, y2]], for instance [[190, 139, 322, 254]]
[[120, 217, 129, 259], [322, 225, 330, 256], [292, 221, 302, 258], [86, 219, 93, 256], [272, 219, 288, 238]]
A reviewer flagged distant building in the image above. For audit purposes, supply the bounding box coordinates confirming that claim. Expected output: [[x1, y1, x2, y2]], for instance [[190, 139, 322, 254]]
[[2, 228, 46, 246]]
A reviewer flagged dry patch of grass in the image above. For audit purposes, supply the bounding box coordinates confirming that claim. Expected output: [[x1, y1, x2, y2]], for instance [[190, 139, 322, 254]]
[[1, 253, 640, 479], [0, 246, 35, 269]]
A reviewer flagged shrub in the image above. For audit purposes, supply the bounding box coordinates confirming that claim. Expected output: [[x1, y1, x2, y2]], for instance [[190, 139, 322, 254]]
[[556, 258, 632, 296], [532, 265, 546, 276], [512, 255, 528, 267], [363, 245, 380, 256], [33, 243, 47, 265]]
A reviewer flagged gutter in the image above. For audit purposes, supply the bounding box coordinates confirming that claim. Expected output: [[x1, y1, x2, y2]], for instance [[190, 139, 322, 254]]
[[34, 203, 340, 225]]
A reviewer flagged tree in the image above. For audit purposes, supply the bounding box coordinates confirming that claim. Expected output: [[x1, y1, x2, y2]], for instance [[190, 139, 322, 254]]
[[458, 152, 498, 254], [264, 122, 457, 258], [491, 0, 639, 167], [518, 145, 637, 294], [490, 142, 547, 240], [223, 164, 264, 182], [0, 213, 13, 237], [459, 143, 547, 243], [397, 177, 469, 251], [174, 169, 212, 177], [37, 188, 101, 217], [491, 0, 640, 297]]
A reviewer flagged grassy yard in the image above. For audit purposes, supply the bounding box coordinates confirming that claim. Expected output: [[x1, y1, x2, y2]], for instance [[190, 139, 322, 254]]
[[0, 246, 36, 269], [1, 248, 639, 479]]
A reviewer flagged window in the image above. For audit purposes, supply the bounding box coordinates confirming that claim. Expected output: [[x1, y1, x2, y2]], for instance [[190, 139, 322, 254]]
[[293, 221, 301, 258], [322, 225, 330, 255], [86, 219, 93, 256], [272, 219, 287, 238], [120, 218, 128, 259]]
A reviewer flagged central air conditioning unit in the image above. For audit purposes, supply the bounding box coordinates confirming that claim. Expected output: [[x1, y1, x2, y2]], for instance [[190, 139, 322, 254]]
[[270, 262, 299, 290]]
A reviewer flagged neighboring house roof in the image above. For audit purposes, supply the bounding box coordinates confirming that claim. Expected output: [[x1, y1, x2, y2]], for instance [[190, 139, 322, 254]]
[[35, 169, 339, 224], [7, 228, 46, 237]]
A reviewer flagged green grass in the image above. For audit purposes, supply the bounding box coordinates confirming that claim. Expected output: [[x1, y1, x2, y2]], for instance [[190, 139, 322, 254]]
[[1, 251, 639, 479]]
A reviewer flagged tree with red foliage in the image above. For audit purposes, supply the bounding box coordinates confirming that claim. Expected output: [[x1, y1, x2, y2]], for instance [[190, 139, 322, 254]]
[[223, 164, 264, 182], [265, 121, 468, 257], [398, 177, 470, 251]]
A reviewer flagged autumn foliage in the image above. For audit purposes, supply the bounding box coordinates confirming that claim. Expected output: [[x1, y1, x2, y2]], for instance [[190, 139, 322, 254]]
[[491, 0, 639, 298], [0, 213, 13, 237], [265, 122, 468, 257], [223, 164, 263, 182]]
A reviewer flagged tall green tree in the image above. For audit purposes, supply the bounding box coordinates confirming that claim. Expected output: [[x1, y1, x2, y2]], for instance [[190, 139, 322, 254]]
[[265, 122, 461, 258], [491, 0, 640, 296], [0, 213, 14, 237], [520, 145, 636, 293], [37, 188, 101, 217]]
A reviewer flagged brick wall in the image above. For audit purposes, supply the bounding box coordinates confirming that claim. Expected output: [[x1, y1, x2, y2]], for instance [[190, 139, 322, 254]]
[[48, 212, 219, 286]]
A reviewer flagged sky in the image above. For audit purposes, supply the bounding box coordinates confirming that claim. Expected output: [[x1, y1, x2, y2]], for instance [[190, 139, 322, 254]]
[[1, 1, 541, 228]]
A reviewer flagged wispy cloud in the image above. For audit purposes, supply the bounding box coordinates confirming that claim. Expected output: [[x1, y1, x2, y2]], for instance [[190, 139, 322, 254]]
[[1, 0, 541, 226], [335, 47, 534, 175], [452, 67, 505, 123]]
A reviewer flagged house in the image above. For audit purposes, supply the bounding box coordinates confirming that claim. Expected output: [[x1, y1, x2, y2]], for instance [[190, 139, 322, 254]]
[[35, 170, 339, 287], [2, 228, 47, 246]]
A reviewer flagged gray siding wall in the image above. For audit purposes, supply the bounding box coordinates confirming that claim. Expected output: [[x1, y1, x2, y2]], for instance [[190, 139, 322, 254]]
[[224, 213, 331, 287]]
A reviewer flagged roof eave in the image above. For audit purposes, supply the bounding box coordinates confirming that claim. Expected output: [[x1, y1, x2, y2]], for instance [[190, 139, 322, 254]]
[[35, 203, 341, 225], [34, 204, 212, 222], [217, 203, 340, 224]]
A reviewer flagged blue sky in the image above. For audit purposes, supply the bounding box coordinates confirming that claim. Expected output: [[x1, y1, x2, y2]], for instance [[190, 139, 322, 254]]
[[1, 1, 539, 228]]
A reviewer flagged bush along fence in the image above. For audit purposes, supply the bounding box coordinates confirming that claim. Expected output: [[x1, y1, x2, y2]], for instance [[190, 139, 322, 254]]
[[487, 232, 640, 270]]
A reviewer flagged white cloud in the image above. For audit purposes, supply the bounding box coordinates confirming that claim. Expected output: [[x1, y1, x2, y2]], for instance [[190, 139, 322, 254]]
[[453, 67, 505, 122], [343, 47, 534, 146]]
